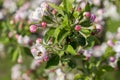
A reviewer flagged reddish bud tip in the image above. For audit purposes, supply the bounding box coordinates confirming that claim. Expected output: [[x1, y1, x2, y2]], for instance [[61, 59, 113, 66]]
[[75, 25, 81, 31]]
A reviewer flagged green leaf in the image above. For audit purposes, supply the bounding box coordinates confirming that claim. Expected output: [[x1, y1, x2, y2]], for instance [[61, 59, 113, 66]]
[[23, 47, 33, 57], [46, 54, 60, 68], [46, 28, 55, 36], [12, 47, 19, 62], [61, 15, 69, 28], [81, 29, 91, 37], [74, 74, 84, 80], [100, 66, 114, 72], [95, 66, 114, 78], [65, 45, 76, 55], [85, 36, 95, 48], [80, 19, 91, 27], [44, 28, 55, 43], [53, 28, 60, 43], [63, 0, 74, 13], [117, 58, 120, 70], [0, 37, 9, 44], [63, 0, 67, 12], [68, 59, 76, 68], [48, 2, 64, 15], [54, 28, 60, 38], [103, 47, 116, 59], [73, 11, 79, 18], [78, 36, 86, 46], [70, 39, 78, 49], [44, 34, 50, 43], [43, 16, 54, 23], [57, 29, 70, 43], [84, 2, 91, 11]]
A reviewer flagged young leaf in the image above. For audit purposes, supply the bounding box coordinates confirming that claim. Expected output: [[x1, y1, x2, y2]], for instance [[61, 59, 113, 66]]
[[53, 28, 60, 43], [85, 36, 95, 48], [84, 2, 91, 12], [63, 0, 74, 13], [57, 29, 70, 43], [54, 28, 60, 38], [44, 28, 55, 43], [65, 45, 76, 55], [12, 47, 19, 62]]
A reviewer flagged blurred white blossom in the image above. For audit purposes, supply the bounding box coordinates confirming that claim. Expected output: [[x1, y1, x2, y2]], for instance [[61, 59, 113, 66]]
[[3, 0, 17, 13], [55, 68, 65, 80], [11, 64, 22, 80], [104, 0, 120, 20], [17, 35, 30, 46], [113, 41, 120, 53]]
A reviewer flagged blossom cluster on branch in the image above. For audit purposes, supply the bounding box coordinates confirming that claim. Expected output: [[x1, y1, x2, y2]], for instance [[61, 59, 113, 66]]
[[0, 0, 120, 80]]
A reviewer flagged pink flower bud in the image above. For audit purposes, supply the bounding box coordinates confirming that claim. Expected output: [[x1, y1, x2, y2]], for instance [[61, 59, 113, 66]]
[[90, 14, 96, 22], [109, 56, 115, 62], [41, 22, 47, 28], [83, 12, 91, 18], [36, 38, 42, 44], [75, 25, 81, 31], [30, 25, 37, 33]]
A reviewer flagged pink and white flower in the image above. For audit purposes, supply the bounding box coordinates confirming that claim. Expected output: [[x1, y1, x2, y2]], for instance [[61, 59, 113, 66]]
[[29, 2, 48, 22], [31, 44, 48, 61]]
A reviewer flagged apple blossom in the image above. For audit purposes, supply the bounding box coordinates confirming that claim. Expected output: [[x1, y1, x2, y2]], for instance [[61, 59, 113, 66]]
[[31, 44, 48, 61]]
